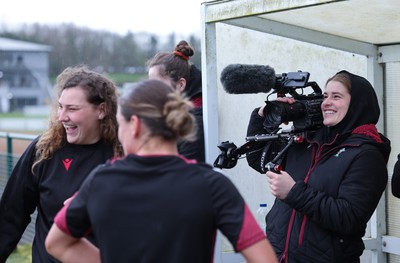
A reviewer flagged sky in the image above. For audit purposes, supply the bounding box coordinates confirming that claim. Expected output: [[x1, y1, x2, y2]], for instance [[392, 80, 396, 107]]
[[1, 0, 205, 37]]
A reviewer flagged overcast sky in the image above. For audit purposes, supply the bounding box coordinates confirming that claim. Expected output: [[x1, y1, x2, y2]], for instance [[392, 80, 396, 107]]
[[1, 0, 205, 37]]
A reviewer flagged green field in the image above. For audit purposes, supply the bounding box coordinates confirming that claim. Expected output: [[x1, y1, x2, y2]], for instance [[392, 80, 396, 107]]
[[109, 72, 147, 86], [6, 244, 32, 263], [50, 72, 147, 87], [0, 113, 48, 119]]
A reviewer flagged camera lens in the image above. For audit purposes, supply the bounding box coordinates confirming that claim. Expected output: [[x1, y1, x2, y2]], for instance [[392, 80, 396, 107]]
[[263, 101, 305, 128]]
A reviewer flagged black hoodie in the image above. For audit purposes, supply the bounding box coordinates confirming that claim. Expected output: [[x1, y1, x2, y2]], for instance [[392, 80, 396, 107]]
[[317, 70, 381, 143], [178, 65, 205, 162], [246, 70, 391, 263]]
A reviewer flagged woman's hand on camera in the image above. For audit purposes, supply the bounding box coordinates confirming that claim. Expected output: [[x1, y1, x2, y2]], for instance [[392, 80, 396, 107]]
[[266, 170, 295, 200], [259, 96, 296, 122], [275, 97, 296, 104], [258, 106, 266, 117]]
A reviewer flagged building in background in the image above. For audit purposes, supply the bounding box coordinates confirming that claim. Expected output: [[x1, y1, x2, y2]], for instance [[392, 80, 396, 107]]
[[0, 37, 52, 113]]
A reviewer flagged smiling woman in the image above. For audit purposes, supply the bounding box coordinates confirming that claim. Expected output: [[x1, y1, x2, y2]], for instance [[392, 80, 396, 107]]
[[57, 86, 105, 145], [246, 70, 391, 262], [0, 65, 123, 262]]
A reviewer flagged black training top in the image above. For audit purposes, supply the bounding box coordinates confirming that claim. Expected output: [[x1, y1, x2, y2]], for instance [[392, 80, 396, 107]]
[[0, 137, 114, 263], [55, 154, 265, 263]]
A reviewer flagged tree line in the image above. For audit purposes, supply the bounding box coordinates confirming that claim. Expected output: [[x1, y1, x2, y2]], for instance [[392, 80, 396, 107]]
[[0, 23, 202, 78]]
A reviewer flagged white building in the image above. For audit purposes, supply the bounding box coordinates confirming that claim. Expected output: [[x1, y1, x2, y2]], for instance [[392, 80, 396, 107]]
[[200, 1, 400, 262], [0, 37, 52, 112]]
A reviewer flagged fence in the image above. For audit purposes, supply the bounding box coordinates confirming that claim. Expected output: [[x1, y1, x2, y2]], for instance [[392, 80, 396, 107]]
[[0, 132, 37, 244]]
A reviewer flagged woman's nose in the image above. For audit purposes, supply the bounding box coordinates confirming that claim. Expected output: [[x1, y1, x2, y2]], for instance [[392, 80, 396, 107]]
[[57, 109, 69, 122], [322, 97, 331, 106]]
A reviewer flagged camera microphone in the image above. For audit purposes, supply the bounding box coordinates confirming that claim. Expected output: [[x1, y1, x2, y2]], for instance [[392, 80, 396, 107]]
[[220, 64, 276, 94]]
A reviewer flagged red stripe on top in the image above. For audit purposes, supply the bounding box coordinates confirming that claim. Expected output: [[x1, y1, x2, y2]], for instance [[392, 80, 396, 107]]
[[209, 228, 217, 263], [54, 200, 73, 235], [135, 154, 197, 164], [54, 193, 92, 237], [178, 155, 197, 164], [192, 96, 202, 108], [236, 204, 267, 251]]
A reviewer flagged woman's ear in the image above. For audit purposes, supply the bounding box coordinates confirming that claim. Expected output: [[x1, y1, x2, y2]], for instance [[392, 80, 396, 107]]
[[98, 103, 106, 120], [131, 115, 141, 137], [177, 78, 187, 93]]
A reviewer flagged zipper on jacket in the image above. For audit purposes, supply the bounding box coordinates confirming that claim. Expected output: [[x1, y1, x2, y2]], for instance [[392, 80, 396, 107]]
[[297, 137, 359, 248], [299, 215, 307, 246], [282, 135, 359, 261], [281, 209, 296, 263]]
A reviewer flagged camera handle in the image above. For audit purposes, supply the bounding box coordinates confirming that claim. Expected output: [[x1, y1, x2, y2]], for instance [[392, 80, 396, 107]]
[[213, 133, 303, 170], [213, 140, 257, 169], [265, 134, 302, 172]]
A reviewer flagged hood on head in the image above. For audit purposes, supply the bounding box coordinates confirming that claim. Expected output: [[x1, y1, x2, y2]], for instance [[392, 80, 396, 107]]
[[330, 70, 380, 135], [185, 65, 202, 100]]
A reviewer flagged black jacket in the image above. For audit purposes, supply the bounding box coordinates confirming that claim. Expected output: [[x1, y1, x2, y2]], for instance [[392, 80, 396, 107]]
[[391, 154, 400, 198], [246, 71, 391, 262], [178, 65, 205, 162]]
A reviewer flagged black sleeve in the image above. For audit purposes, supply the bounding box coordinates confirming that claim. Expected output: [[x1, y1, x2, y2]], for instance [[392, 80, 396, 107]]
[[0, 137, 39, 261], [246, 108, 282, 173], [177, 107, 205, 162], [391, 154, 400, 198]]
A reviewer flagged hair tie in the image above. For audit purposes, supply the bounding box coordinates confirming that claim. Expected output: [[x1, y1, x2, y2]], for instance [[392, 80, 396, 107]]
[[173, 51, 189, 61]]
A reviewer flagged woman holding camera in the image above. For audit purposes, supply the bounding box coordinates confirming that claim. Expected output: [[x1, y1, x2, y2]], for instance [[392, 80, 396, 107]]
[[246, 70, 390, 262]]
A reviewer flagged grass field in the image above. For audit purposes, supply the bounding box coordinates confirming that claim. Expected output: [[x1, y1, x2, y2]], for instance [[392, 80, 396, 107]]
[[109, 72, 147, 86], [7, 244, 32, 263], [0, 113, 48, 119]]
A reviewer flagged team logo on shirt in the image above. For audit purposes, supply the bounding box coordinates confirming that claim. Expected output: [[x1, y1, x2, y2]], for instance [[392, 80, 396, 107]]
[[334, 148, 346, 157], [62, 158, 73, 171]]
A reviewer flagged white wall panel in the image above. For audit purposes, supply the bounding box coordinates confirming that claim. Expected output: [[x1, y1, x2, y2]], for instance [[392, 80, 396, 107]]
[[385, 62, 400, 263]]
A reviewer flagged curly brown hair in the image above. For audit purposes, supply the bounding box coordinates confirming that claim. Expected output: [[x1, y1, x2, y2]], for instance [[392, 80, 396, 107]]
[[32, 65, 123, 172]]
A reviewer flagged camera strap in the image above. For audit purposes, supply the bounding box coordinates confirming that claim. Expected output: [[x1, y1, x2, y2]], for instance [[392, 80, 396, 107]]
[[260, 143, 284, 173]]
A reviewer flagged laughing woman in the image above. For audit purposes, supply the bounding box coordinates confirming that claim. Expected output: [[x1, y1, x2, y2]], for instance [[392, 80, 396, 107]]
[[0, 65, 122, 263]]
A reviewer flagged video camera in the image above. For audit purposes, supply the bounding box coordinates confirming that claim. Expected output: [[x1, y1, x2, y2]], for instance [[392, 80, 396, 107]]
[[264, 71, 323, 132], [214, 70, 324, 170]]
